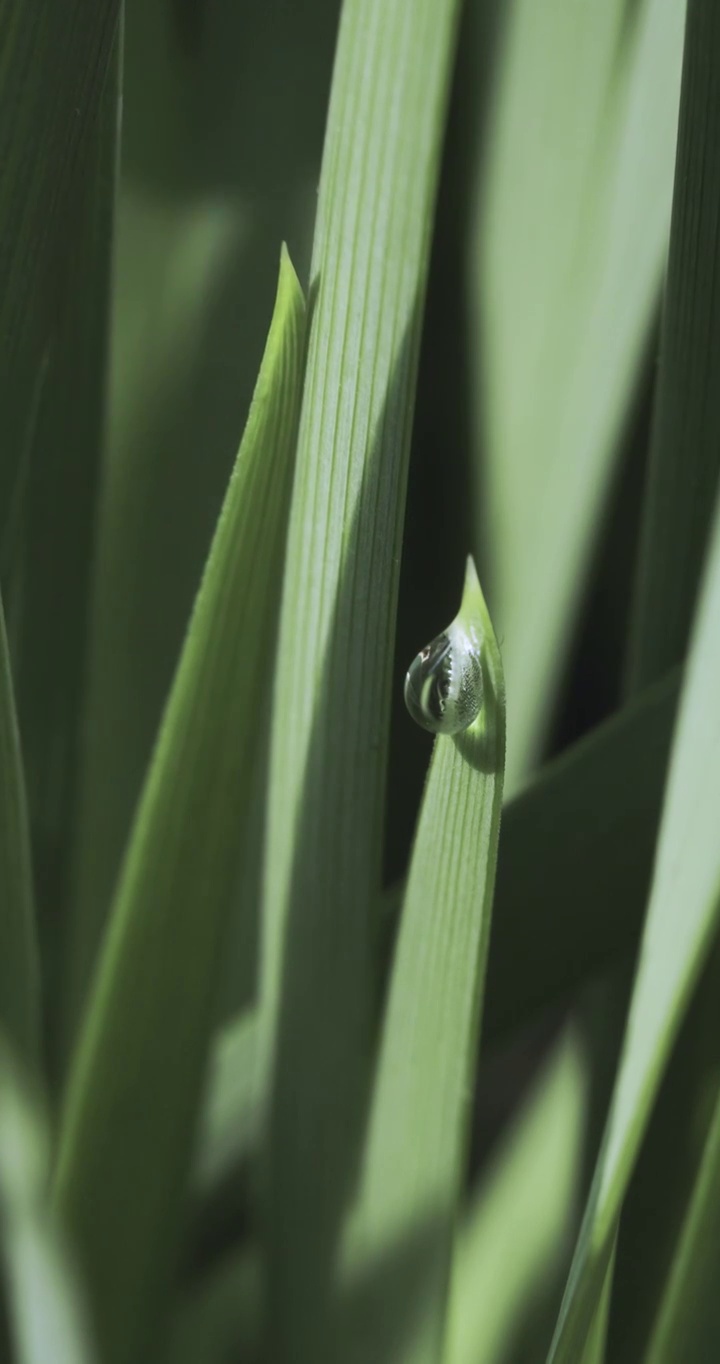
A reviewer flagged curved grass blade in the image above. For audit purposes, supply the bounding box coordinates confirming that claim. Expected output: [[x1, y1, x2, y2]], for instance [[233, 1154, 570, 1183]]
[[341, 559, 504, 1363], [476, 0, 685, 788], [0, 0, 120, 554], [53, 248, 306, 1364], [0, 1037, 96, 1364], [446, 1031, 586, 1364], [258, 2, 463, 1358], [547, 488, 720, 1361], [0, 594, 40, 1068]]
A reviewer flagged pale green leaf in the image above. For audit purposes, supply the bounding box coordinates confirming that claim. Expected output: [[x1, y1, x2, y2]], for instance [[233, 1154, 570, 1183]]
[[53, 248, 306, 1364], [258, 2, 463, 1359], [476, 0, 685, 787]]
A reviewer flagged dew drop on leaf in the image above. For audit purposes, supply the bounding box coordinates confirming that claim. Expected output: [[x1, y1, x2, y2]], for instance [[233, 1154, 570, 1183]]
[[404, 618, 483, 735]]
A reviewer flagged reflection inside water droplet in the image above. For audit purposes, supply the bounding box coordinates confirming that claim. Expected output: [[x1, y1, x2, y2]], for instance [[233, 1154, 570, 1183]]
[[404, 619, 483, 735]]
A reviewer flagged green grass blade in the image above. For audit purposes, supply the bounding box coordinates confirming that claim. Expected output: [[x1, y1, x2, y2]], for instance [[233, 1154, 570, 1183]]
[[0, 0, 119, 553], [0, 1037, 96, 1364], [476, 0, 684, 787], [259, 2, 462, 1358], [0, 594, 40, 1067], [547, 489, 720, 1360], [644, 1085, 720, 1361], [341, 560, 504, 1363], [628, 0, 720, 692], [52, 248, 306, 1364], [67, 0, 336, 1032], [446, 1032, 586, 1364]]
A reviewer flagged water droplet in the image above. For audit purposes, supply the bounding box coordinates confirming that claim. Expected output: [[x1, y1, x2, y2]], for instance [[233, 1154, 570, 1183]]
[[404, 617, 483, 735]]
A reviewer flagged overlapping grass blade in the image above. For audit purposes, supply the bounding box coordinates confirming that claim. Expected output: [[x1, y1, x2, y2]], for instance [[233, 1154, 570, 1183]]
[[0, 1037, 95, 1364], [547, 488, 720, 1360], [66, 0, 336, 1034], [53, 249, 306, 1364], [0, 0, 120, 554], [194, 670, 677, 1209], [475, 0, 684, 787], [258, 3, 462, 1358], [627, 0, 720, 691], [340, 560, 504, 1363], [446, 1032, 586, 1364], [580, 1250, 615, 1364], [0, 595, 40, 1068], [643, 1086, 720, 1361]]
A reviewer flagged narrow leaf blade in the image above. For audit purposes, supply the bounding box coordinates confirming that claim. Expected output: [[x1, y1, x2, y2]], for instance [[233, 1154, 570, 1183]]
[[343, 560, 505, 1363], [258, 2, 463, 1358], [53, 248, 306, 1364]]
